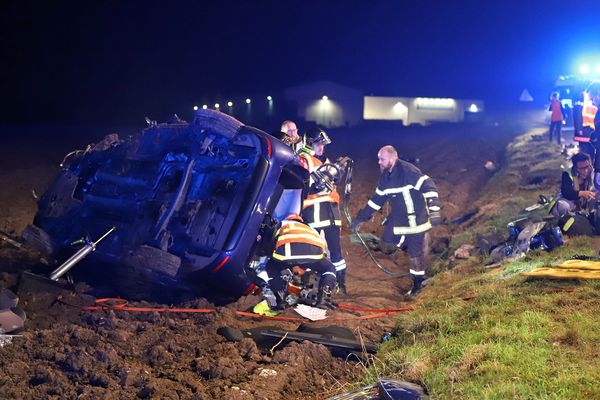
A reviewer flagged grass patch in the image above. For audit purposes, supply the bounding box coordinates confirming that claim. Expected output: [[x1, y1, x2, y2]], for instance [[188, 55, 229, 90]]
[[364, 126, 600, 399]]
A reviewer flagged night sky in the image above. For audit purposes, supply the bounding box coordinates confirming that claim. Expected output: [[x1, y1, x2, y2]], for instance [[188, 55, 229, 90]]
[[2, 0, 600, 125]]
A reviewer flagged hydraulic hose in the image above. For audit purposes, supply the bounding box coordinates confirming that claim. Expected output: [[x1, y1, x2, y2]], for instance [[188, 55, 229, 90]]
[[340, 159, 409, 278]]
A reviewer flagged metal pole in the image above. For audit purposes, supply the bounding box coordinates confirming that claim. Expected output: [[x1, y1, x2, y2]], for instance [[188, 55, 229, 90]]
[[49, 226, 116, 281]]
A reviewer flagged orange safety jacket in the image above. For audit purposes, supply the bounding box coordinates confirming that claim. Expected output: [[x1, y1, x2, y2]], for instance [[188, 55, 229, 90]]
[[272, 215, 325, 262], [575, 94, 597, 142], [300, 152, 341, 207], [582, 102, 597, 131], [299, 151, 342, 228]]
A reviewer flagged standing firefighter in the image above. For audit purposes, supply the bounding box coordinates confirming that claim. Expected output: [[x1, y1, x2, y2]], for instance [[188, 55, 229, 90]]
[[351, 145, 441, 297], [258, 214, 337, 311], [299, 127, 348, 294]]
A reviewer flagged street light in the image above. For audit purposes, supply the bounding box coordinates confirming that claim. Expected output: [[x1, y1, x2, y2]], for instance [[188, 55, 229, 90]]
[[214, 103, 220, 109], [322, 95, 329, 100], [245, 98, 251, 104], [227, 101, 233, 107], [193, 105, 199, 111], [202, 105, 208, 109], [267, 95, 272, 101]]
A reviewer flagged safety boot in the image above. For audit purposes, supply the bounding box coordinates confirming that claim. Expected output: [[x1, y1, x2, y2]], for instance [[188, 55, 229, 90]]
[[315, 284, 337, 309], [406, 275, 424, 297], [336, 270, 347, 295]]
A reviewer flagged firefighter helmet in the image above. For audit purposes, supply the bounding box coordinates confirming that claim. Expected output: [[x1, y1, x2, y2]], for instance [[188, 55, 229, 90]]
[[303, 127, 331, 148]]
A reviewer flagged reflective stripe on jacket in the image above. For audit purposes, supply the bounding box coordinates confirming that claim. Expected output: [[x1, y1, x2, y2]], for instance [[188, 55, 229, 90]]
[[272, 216, 325, 261], [582, 102, 597, 131], [299, 151, 342, 228], [357, 159, 440, 235]]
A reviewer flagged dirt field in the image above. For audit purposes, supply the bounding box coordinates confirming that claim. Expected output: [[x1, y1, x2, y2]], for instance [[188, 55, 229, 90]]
[[0, 110, 539, 399]]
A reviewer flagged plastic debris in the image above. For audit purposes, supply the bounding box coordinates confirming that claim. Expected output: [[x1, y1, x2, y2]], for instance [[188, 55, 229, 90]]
[[294, 304, 327, 321]]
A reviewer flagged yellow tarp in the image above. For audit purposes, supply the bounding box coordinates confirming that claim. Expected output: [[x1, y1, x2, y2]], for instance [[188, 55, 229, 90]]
[[521, 267, 600, 280], [556, 260, 600, 270]]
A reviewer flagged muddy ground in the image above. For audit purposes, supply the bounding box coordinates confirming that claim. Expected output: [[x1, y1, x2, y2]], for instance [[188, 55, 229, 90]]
[[0, 110, 539, 399]]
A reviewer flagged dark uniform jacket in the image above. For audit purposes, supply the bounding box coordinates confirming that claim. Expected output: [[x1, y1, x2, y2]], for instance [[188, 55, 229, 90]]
[[299, 150, 342, 229], [356, 159, 440, 235], [559, 170, 594, 211]]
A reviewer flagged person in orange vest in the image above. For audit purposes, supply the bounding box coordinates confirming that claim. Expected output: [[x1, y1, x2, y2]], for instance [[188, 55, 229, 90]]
[[585, 82, 600, 189], [548, 92, 565, 145], [298, 127, 348, 294], [575, 91, 597, 157], [256, 214, 337, 311]]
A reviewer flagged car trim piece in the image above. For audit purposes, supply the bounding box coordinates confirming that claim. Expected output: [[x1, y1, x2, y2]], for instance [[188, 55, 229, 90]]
[[211, 255, 230, 273]]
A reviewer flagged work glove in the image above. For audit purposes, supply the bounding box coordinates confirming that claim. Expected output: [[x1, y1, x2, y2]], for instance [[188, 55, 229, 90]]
[[429, 211, 442, 226]]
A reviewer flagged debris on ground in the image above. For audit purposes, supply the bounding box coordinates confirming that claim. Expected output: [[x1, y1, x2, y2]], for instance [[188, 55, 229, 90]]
[[484, 160, 497, 171], [454, 244, 476, 259], [327, 378, 429, 399], [0, 288, 26, 334]]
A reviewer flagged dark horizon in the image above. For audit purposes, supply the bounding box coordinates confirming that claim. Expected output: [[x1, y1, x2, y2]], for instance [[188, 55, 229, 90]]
[[2, 0, 600, 126]]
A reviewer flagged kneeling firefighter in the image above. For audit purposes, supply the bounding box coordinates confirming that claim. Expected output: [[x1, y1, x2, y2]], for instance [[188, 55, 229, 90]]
[[298, 127, 349, 294], [258, 214, 337, 310]]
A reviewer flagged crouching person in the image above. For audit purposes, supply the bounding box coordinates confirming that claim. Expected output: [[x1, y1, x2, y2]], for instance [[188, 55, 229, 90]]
[[257, 214, 337, 312], [550, 152, 599, 235], [551, 152, 596, 218]]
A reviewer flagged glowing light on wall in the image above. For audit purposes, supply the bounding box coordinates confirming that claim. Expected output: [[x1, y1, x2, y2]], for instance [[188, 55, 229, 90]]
[[193, 105, 199, 111], [245, 98, 251, 104], [468, 103, 479, 112], [214, 103, 220, 109], [322, 95, 329, 100], [267, 96, 273, 101], [227, 101, 233, 107], [392, 101, 407, 113], [202, 105, 208, 109], [415, 97, 456, 110]]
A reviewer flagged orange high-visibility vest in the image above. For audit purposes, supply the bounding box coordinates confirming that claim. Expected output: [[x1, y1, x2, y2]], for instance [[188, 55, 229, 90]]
[[582, 103, 597, 131], [272, 215, 325, 261], [300, 152, 340, 208]]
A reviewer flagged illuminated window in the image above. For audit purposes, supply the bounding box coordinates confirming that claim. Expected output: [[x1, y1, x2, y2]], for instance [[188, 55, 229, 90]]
[[415, 97, 456, 111]]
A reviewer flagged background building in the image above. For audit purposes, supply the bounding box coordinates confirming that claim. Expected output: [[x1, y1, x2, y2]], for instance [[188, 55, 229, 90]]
[[284, 81, 364, 128], [283, 81, 484, 128], [363, 96, 484, 125]]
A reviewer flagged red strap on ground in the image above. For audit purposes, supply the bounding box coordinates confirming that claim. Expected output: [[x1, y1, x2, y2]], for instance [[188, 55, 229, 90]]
[[57, 295, 216, 313], [58, 296, 413, 321]]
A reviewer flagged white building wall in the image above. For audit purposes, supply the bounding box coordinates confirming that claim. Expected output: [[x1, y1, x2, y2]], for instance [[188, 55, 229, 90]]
[[363, 96, 484, 126]]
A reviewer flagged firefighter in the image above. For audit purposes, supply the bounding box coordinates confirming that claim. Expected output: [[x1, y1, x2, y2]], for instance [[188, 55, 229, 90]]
[[279, 120, 302, 152], [298, 127, 348, 294], [575, 90, 598, 157], [350, 145, 441, 297], [257, 214, 337, 311]]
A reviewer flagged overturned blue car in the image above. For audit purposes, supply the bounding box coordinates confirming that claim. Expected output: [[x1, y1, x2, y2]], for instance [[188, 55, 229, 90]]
[[23, 110, 307, 300]]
